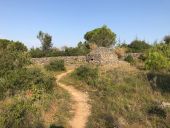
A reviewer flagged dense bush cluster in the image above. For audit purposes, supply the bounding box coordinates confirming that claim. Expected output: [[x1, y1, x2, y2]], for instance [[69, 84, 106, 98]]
[[0, 100, 41, 128], [0, 39, 56, 127], [145, 43, 170, 71], [72, 65, 99, 86], [45, 59, 66, 71], [0, 40, 55, 99]]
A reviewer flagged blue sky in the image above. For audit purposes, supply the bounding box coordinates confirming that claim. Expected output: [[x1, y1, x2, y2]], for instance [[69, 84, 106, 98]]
[[0, 0, 170, 48]]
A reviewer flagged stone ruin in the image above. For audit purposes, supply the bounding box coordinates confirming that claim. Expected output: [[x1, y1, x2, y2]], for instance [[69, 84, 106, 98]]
[[86, 47, 118, 65], [32, 47, 121, 66]]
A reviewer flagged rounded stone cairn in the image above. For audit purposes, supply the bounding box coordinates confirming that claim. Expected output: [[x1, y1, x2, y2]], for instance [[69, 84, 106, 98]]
[[86, 47, 118, 65]]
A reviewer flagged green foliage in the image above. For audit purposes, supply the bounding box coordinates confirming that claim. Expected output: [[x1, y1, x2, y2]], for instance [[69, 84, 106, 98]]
[[0, 40, 30, 77], [0, 39, 55, 98], [64, 47, 89, 56], [128, 39, 151, 53], [124, 55, 134, 64], [0, 39, 11, 49], [0, 39, 27, 52], [29, 42, 90, 58], [7, 41, 27, 52], [0, 68, 55, 97], [0, 38, 68, 127], [72, 65, 99, 86], [151, 43, 170, 59], [0, 100, 41, 128], [37, 31, 53, 52], [0, 51, 30, 76], [45, 59, 66, 71], [29, 48, 45, 58], [84, 25, 116, 47], [145, 51, 169, 71]]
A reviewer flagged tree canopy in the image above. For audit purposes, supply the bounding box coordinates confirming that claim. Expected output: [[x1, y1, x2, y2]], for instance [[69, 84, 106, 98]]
[[84, 25, 116, 47], [37, 31, 52, 52], [128, 39, 151, 52]]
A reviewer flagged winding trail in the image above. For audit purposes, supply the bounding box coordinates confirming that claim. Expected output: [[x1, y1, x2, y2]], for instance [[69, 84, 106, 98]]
[[56, 70, 91, 128]]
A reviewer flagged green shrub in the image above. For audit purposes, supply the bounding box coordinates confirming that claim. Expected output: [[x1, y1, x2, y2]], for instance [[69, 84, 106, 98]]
[[0, 39, 27, 52], [72, 65, 99, 86], [45, 59, 66, 71], [124, 55, 134, 64], [0, 50, 30, 77], [0, 68, 55, 98], [145, 51, 169, 71], [151, 43, 170, 59], [0, 100, 41, 128]]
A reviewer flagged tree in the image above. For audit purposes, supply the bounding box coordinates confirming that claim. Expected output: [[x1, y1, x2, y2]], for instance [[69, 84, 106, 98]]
[[84, 25, 116, 47], [37, 31, 52, 52], [128, 39, 151, 53], [164, 35, 170, 44]]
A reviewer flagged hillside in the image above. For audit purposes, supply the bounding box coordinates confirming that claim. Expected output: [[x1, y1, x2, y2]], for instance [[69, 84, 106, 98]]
[[61, 64, 170, 128]]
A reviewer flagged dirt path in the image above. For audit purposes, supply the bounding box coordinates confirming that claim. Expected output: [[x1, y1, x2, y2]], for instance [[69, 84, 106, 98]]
[[56, 70, 91, 128]]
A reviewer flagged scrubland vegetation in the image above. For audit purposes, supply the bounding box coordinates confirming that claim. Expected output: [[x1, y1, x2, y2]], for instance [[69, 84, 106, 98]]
[[61, 64, 170, 128], [0, 39, 71, 128], [0, 25, 170, 128], [59, 26, 170, 127], [45, 59, 66, 71]]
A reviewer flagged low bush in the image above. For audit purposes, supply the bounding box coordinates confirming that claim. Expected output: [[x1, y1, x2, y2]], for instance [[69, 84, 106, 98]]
[[0, 68, 55, 98], [0, 100, 41, 128], [0, 50, 30, 77], [72, 65, 99, 86], [145, 51, 169, 71], [45, 59, 66, 71], [124, 55, 134, 64]]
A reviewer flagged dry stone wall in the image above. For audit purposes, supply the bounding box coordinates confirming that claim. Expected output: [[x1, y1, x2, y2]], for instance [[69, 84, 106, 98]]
[[86, 47, 118, 65], [31, 56, 86, 65]]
